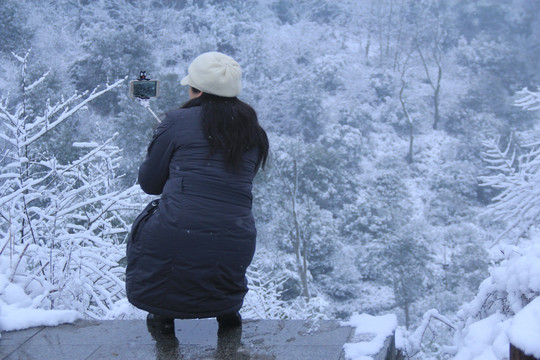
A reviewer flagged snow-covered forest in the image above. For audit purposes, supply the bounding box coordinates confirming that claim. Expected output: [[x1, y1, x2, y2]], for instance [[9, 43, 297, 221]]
[[1, 0, 540, 358]]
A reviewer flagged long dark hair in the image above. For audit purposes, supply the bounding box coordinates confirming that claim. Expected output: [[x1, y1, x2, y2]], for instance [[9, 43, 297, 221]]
[[181, 91, 269, 172]]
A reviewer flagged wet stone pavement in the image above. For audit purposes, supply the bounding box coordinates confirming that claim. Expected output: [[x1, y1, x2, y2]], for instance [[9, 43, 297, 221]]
[[0, 319, 354, 360]]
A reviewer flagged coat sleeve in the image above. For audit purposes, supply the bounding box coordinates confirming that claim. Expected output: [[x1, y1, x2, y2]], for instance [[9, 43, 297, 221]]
[[138, 114, 177, 195]]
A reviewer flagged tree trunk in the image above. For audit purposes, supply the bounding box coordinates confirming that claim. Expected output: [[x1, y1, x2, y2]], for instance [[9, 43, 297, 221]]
[[433, 64, 442, 129], [417, 44, 443, 130], [291, 159, 310, 299], [404, 302, 410, 329], [399, 77, 414, 163]]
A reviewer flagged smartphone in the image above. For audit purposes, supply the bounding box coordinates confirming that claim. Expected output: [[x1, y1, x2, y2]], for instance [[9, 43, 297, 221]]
[[129, 80, 159, 99]]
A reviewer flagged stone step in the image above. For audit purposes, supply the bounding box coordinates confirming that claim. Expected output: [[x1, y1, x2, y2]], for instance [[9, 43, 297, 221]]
[[1, 319, 350, 360], [0, 319, 397, 360]]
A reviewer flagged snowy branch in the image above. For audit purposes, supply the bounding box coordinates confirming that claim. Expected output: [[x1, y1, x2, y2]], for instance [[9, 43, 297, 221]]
[[404, 309, 456, 357], [0, 100, 20, 128], [515, 87, 540, 111], [480, 137, 516, 175], [24, 70, 51, 93], [0, 170, 55, 207], [22, 78, 126, 147], [59, 136, 117, 175], [11, 50, 30, 64], [24, 93, 81, 132]]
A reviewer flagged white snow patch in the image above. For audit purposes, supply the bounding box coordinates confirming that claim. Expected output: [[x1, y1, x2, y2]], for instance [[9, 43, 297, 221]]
[[0, 306, 81, 332], [454, 313, 510, 360], [341, 313, 398, 360], [0, 263, 81, 335]]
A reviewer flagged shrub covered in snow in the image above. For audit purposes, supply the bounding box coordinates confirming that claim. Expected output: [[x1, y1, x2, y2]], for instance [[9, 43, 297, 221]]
[[0, 52, 144, 330], [242, 249, 330, 320], [451, 241, 540, 360]]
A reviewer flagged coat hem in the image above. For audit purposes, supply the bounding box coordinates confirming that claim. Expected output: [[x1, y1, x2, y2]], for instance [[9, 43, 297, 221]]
[[127, 295, 243, 319]]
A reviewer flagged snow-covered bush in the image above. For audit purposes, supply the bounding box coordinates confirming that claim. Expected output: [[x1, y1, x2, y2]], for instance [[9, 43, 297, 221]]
[[242, 254, 290, 319], [399, 241, 540, 360], [242, 250, 329, 320], [451, 240, 540, 360], [0, 52, 143, 326]]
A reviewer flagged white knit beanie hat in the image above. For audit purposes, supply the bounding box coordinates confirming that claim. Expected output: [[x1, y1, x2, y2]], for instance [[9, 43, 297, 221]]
[[180, 52, 242, 97]]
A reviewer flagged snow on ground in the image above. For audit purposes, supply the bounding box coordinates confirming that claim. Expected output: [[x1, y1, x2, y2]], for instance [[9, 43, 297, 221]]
[[341, 313, 398, 360], [0, 263, 146, 338], [0, 269, 81, 335], [0, 305, 80, 333]]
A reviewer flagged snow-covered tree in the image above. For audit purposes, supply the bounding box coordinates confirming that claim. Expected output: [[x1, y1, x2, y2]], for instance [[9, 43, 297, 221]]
[[0, 51, 143, 319], [479, 87, 540, 245]]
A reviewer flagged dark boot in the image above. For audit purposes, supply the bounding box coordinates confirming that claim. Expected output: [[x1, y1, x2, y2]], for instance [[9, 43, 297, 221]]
[[216, 312, 242, 328], [217, 325, 246, 359], [146, 313, 175, 336]]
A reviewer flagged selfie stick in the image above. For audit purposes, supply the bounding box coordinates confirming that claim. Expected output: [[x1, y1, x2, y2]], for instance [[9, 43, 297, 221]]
[[133, 71, 161, 123], [138, 98, 161, 123]]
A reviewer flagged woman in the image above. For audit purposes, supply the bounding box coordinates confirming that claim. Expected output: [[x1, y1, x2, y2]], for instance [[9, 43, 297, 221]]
[[126, 52, 269, 334]]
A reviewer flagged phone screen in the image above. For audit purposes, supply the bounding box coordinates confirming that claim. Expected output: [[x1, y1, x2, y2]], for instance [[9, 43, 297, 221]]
[[130, 80, 159, 98]]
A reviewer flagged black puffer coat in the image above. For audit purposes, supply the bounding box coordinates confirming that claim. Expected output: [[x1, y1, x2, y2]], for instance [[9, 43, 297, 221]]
[[126, 105, 259, 319]]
